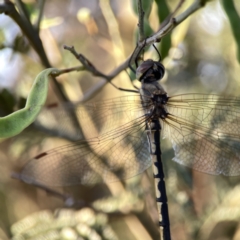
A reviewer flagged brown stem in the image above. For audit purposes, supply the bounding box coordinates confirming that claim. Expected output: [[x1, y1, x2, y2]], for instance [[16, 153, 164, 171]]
[[1, 1, 69, 102]]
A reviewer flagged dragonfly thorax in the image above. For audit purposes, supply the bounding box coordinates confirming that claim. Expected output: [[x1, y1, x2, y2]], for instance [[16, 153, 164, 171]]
[[150, 93, 169, 120], [137, 59, 168, 120], [141, 85, 169, 120], [140, 80, 166, 96]]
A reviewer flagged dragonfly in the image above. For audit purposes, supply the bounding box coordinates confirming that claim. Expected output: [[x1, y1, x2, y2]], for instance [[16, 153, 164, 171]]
[[15, 54, 240, 240]]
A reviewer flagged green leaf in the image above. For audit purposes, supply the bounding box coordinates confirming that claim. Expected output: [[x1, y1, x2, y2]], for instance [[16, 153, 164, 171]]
[[154, 0, 171, 59], [0, 68, 58, 138], [221, 0, 240, 63]]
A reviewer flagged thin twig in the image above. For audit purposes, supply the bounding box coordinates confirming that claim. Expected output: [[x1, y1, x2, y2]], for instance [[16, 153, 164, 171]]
[[51, 65, 85, 76], [137, 0, 145, 41], [130, 0, 207, 68], [157, 0, 185, 31], [63, 45, 132, 102], [35, 0, 46, 32], [1, 0, 71, 103], [14, 0, 31, 25], [1, 0, 210, 103], [63, 45, 110, 79], [76, 57, 133, 102], [66, 0, 208, 102], [2, 1, 49, 65], [64, 45, 137, 96], [174, 0, 207, 26], [65, 0, 206, 102]]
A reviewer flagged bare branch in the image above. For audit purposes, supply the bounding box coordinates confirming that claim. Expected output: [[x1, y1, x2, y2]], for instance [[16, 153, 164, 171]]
[[64, 46, 137, 98], [14, 0, 31, 25], [63, 0, 210, 102], [63, 45, 110, 79], [1, 0, 210, 103], [2, 0, 49, 65], [51, 65, 85, 77], [0, 2, 11, 13], [64, 0, 203, 101], [129, 0, 207, 68], [1, 0, 71, 103], [35, 0, 46, 32], [137, 0, 145, 41], [174, 0, 207, 26], [1, 1, 49, 67]]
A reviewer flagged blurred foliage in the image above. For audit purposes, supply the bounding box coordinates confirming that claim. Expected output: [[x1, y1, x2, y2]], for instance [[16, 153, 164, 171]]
[[221, 0, 240, 63], [154, 0, 171, 59], [11, 208, 118, 240], [131, 0, 154, 40], [0, 89, 16, 115], [0, 0, 240, 240]]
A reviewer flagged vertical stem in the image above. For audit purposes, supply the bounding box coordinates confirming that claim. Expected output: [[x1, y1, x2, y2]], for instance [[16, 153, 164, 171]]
[[35, 0, 46, 32], [137, 0, 145, 41], [3, 1, 68, 103], [14, 0, 31, 24]]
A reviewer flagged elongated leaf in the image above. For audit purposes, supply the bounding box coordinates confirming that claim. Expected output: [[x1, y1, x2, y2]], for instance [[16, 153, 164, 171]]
[[0, 68, 58, 138], [221, 0, 240, 63], [155, 0, 171, 59]]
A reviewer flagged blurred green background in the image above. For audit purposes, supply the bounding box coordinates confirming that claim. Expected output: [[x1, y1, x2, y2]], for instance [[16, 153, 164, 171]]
[[0, 0, 240, 239]]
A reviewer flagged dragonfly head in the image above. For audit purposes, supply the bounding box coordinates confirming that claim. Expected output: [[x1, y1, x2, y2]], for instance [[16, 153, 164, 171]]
[[136, 59, 165, 83]]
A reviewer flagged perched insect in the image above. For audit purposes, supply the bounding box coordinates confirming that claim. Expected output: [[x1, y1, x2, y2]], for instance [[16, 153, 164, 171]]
[[15, 47, 240, 240]]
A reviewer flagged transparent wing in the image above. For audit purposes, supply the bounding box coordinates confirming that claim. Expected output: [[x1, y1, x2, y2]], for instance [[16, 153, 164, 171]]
[[166, 93, 240, 176], [20, 96, 152, 186], [36, 95, 144, 141]]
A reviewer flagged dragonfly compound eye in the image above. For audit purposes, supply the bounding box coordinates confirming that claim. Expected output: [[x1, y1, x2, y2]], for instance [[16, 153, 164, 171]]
[[136, 59, 165, 82]]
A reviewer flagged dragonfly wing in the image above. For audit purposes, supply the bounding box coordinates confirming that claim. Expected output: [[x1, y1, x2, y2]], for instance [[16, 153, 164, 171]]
[[35, 95, 144, 141], [166, 94, 240, 176], [168, 94, 240, 136], [20, 116, 151, 186]]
